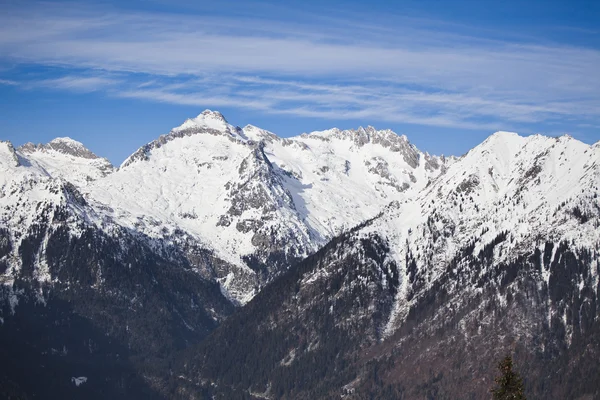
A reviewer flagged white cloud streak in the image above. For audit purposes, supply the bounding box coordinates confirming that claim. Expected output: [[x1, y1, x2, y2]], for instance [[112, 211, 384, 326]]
[[0, 79, 18, 86], [0, 1, 599, 131], [33, 76, 120, 92]]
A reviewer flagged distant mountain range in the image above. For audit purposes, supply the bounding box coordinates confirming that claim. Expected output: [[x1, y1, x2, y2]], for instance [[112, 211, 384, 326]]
[[1, 111, 598, 399]]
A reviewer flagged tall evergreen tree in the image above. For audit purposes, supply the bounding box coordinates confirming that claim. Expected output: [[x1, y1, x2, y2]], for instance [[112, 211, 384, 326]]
[[491, 355, 526, 400]]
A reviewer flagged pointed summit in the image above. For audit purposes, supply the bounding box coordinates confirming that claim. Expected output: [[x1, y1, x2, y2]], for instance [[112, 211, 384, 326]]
[[122, 110, 245, 169], [490, 131, 521, 139], [475, 131, 526, 156], [50, 136, 85, 146], [48, 137, 100, 159], [242, 124, 278, 142], [174, 109, 231, 133], [15, 137, 114, 186], [199, 109, 228, 122], [0, 140, 20, 168]]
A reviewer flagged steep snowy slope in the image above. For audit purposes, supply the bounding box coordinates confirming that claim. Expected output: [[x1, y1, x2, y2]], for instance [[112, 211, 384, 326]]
[[86, 111, 451, 303], [0, 137, 232, 318], [176, 132, 600, 399], [0, 139, 234, 399], [1, 138, 114, 284], [87, 111, 315, 303], [0, 140, 76, 285], [245, 124, 452, 238], [18, 137, 114, 187], [0, 137, 113, 262], [3, 111, 599, 398], [354, 131, 600, 333]]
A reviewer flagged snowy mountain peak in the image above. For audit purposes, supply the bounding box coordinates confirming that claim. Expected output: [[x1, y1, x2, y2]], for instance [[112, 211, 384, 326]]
[[242, 124, 278, 143], [477, 131, 588, 158], [356, 126, 374, 135], [200, 109, 227, 122], [487, 131, 574, 144], [470, 130, 529, 160], [50, 136, 83, 146], [311, 126, 410, 144], [51, 137, 99, 158], [0, 140, 20, 168], [19, 136, 102, 160], [490, 130, 521, 138], [303, 126, 422, 170], [173, 109, 233, 134], [122, 111, 247, 168], [556, 133, 575, 142], [14, 137, 114, 187]]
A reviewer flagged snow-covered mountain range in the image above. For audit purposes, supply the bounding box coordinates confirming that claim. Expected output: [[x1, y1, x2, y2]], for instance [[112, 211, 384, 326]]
[[172, 124, 600, 400], [1, 110, 599, 398], [361, 131, 600, 336], [2, 110, 456, 304], [1, 110, 598, 305]]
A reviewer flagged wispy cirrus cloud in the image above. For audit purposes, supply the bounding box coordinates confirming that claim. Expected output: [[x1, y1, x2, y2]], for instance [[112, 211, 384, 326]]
[[104, 75, 584, 131], [0, 79, 18, 86], [0, 1, 599, 132], [33, 76, 121, 92]]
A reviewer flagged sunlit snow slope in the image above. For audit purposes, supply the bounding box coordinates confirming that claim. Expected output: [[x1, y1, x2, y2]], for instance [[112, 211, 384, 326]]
[[354, 131, 600, 334], [2, 111, 597, 306], [84, 110, 451, 302]]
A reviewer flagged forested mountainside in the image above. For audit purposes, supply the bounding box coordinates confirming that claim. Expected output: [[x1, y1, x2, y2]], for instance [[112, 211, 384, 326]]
[[174, 228, 599, 399]]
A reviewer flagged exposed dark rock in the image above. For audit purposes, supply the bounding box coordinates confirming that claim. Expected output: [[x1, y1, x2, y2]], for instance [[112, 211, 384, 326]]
[[19, 138, 102, 160], [457, 174, 480, 194]]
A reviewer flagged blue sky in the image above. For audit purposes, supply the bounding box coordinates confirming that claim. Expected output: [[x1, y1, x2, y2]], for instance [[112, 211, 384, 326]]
[[0, 0, 599, 165]]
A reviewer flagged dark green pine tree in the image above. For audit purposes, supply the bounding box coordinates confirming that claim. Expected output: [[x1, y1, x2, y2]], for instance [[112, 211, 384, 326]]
[[490, 355, 526, 400]]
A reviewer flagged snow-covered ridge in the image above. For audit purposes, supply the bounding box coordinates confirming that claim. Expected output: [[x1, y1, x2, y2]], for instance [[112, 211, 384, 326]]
[[354, 130, 600, 335], [71, 110, 455, 302], [1, 111, 597, 306], [20, 137, 102, 160], [120, 110, 247, 169], [303, 126, 419, 165], [174, 110, 231, 132], [0, 140, 20, 168], [15, 137, 114, 188]]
